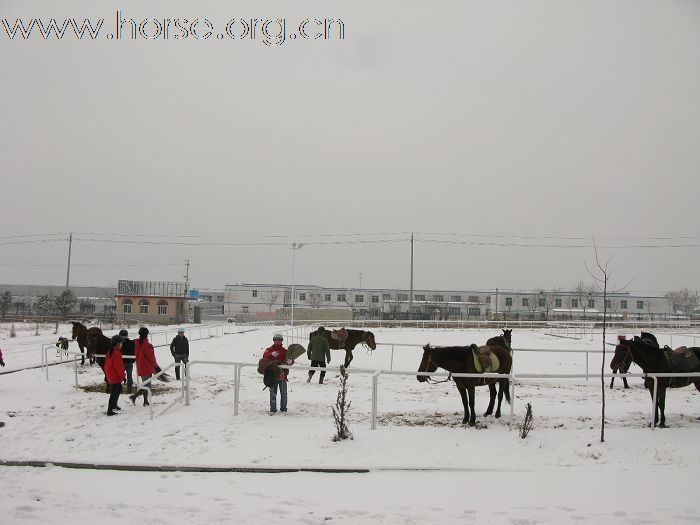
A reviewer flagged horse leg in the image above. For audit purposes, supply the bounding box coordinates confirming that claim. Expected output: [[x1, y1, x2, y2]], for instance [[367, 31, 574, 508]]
[[344, 351, 353, 369], [657, 386, 667, 428], [467, 385, 476, 427], [484, 383, 496, 416], [457, 383, 470, 425], [495, 380, 505, 418], [80, 346, 85, 366], [623, 376, 629, 389], [609, 369, 616, 389]]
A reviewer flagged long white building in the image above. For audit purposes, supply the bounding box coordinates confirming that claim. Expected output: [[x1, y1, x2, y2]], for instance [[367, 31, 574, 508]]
[[220, 283, 674, 321]]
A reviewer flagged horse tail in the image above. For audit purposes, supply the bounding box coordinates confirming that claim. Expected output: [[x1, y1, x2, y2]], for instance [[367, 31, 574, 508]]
[[503, 378, 511, 405]]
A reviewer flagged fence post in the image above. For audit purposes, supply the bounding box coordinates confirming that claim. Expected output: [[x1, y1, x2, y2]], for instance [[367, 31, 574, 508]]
[[390, 345, 395, 371], [234, 365, 242, 416], [185, 364, 191, 406], [74, 357, 79, 388], [371, 371, 380, 430], [650, 375, 658, 430]]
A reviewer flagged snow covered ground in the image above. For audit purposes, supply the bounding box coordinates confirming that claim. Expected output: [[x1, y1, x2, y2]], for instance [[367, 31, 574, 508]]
[[1, 322, 699, 524]]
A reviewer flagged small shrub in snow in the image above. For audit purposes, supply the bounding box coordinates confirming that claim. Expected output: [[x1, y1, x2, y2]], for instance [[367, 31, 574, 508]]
[[332, 365, 353, 442], [9, 323, 16, 338], [519, 403, 533, 439]]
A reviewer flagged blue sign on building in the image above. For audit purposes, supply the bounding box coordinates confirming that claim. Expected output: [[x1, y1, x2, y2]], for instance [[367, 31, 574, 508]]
[[189, 289, 200, 299]]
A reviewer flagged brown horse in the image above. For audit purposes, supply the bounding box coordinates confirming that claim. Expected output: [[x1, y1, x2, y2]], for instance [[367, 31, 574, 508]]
[[610, 336, 700, 427], [417, 343, 512, 426], [70, 321, 91, 365], [484, 328, 513, 411], [309, 328, 376, 368]]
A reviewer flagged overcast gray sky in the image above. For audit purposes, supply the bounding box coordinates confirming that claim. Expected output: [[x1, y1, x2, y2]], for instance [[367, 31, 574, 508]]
[[1, 0, 699, 294]]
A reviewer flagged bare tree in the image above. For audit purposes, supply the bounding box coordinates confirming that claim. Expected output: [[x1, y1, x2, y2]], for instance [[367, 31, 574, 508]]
[[536, 288, 560, 321], [666, 288, 699, 318], [308, 292, 322, 308], [586, 237, 632, 443], [524, 293, 540, 320], [261, 289, 281, 313]]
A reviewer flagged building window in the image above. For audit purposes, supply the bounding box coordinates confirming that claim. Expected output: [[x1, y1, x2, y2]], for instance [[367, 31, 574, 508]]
[[605, 299, 611, 309], [158, 300, 168, 315], [588, 299, 595, 308], [252, 290, 257, 297], [571, 299, 579, 308], [242, 306, 249, 313], [123, 301, 132, 314], [433, 295, 444, 302], [555, 298, 562, 307], [451, 295, 462, 302], [324, 293, 331, 301], [355, 295, 364, 303], [139, 299, 149, 314], [371, 295, 379, 303], [522, 298, 529, 307], [382, 293, 391, 300], [621, 300, 627, 309], [467, 296, 478, 303], [468, 307, 481, 316], [448, 306, 460, 315], [337, 294, 346, 302], [485, 296, 491, 304], [637, 301, 644, 310], [299, 293, 306, 301], [538, 298, 545, 307], [415, 294, 425, 301], [397, 294, 408, 301], [505, 297, 512, 307]]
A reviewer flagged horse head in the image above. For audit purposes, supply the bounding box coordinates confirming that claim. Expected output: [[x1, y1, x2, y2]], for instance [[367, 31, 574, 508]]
[[70, 321, 85, 340], [417, 344, 437, 382], [502, 328, 512, 346], [610, 340, 633, 371], [363, 330, 377, 350]]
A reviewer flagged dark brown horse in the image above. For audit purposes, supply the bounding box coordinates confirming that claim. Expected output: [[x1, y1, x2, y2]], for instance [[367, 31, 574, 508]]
[[610, 336, 700, 427], [309, 328, 376, 368], [417, 343, 512, 426], [70, 321, 91, 365], [609, 335, 631, 389], [484, 328, 513, 409]]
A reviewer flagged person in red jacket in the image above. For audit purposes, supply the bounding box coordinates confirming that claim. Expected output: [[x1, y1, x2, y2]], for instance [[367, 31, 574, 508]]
[[130, 326, 158, 407], [104, 335, 126, 416], [263, 333, 294, 414]]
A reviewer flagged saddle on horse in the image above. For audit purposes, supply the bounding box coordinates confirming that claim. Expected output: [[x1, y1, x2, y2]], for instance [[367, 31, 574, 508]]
[[330, 328, 349, 348], [663, 347, 700, 374], [470, 344, 500, 373]]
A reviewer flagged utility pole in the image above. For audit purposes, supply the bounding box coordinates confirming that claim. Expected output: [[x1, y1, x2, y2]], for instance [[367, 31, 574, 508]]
[[184, 259, 190, 294], [359, 272, 362, 290], [409, 233, 414, 322], [495, 287, 499, 319], [291, 243, 303, 327], [65, 232, 73, 290]]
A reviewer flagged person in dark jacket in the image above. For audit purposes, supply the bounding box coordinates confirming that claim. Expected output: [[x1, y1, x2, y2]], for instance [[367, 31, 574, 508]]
[[130, 326, 159, 407], [119, 329, 135, 394], [0, 347, 5, 367], [104, 335, 126, 416], [307, 326, 331, 384], [170, 327, 189, 380]]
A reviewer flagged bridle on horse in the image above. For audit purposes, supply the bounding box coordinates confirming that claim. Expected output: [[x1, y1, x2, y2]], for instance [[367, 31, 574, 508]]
[[421, 350, 452, 384], [360, 331, 375, 354]]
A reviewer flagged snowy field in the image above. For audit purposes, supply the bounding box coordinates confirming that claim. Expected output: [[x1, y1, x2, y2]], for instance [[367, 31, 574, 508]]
[[1, 322, 699, 524]]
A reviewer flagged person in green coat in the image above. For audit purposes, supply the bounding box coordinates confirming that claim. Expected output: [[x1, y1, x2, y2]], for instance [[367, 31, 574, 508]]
[[307, 326, 331, 384]]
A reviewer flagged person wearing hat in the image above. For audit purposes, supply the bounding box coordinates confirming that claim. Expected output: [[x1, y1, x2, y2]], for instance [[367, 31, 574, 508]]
[[170, 327, 190, 380], [262, 333, 293, 414], [104, 335, 126, 416], [307, 326, 331, 384], [119, 329, 136, 394], [130, 327, 159, 407]]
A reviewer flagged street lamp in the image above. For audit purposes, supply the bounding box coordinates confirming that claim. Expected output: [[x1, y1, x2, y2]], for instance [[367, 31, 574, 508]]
[[291, 242, 304, 327]]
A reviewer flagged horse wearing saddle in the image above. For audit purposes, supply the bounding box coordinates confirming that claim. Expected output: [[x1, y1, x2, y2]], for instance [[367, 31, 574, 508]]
[[330, 328, 349, 348], [470, 344, 501, 374]]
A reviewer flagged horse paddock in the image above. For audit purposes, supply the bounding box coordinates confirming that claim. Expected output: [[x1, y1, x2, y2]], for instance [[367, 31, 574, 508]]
[[1, 324, 699, 524]]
